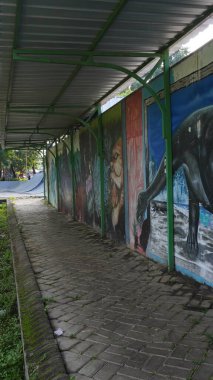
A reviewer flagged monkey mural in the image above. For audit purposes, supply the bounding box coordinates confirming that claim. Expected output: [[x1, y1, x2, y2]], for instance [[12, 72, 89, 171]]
[[109, 137, 125, 240], [137, 105, 213, 260]]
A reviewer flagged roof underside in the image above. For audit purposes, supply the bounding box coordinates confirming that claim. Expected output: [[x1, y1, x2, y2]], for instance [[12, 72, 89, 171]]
[[0, 0, 212, 149]]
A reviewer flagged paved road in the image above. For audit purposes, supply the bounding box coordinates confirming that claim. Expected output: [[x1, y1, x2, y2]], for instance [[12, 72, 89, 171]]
[[14, 198, 213, 380]]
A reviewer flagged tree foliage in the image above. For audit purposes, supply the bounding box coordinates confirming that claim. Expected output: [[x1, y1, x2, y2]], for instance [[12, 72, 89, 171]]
[[119, 48, 189, 95], [0, 149, 42, 179]]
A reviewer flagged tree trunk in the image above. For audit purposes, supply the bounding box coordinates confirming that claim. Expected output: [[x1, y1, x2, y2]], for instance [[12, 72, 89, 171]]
[[10, 164, 16, 178], [32, 163, 36, 174]]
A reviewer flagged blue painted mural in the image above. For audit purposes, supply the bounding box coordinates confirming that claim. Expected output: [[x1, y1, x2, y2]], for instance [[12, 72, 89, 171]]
[[137, 71, 213, 285]]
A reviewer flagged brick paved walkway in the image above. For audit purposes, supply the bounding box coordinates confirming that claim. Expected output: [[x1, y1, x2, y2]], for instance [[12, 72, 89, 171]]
[[14, 198, 213, 380]]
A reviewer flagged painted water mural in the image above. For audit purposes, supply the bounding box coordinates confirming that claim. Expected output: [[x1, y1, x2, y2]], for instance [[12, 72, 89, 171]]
[[103, 103, 125, 242]]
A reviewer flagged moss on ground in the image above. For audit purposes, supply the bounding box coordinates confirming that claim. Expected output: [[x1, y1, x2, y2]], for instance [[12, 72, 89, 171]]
[[0, 203, 24, 380]]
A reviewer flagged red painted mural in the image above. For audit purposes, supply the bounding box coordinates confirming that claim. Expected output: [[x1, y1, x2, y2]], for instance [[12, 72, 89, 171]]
[[126, 90, 145, 253]]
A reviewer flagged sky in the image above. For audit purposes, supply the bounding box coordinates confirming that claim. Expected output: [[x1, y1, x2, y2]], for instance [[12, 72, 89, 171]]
[[183, 23, 213, 52]]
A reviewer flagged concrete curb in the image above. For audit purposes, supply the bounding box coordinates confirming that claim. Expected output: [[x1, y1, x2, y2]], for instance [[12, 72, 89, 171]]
[[7, 201, 69, 380]]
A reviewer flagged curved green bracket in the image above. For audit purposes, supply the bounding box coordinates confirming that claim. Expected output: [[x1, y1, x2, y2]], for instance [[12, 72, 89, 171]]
[[75, 117, 99, 147], [13, 53, 164, 114], [61, 138, 71, 152], [47, 147, 56, 159]]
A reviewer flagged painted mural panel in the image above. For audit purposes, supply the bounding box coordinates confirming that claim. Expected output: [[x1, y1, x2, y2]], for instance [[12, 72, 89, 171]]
[[126, 91, 145, 252], [73, 124, 101, 229], [57, 138, 73, 217], [172, 74, 213, 286], [47, 147, 57, 208], [73, 130, 85, 223], [138, 69, 213, 285], [103, 103, 125, 242]]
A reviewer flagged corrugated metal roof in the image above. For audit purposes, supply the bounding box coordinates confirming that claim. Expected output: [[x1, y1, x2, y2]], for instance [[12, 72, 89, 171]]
[[0, 0, 212, 148]]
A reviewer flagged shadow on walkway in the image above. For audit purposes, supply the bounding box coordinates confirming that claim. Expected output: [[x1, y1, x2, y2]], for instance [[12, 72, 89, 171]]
[[12, 198, 213, 380]]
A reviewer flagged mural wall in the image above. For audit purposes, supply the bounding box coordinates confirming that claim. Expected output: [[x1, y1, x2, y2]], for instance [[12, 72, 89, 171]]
[[125, 91, 145, 252], [46, 41, 213, 286], [57, 138, 73, 217], [103, 103, 125, 242], [47, 146, 57, 209], [139, 60, 213, 285], [73, 122, 101, 229]]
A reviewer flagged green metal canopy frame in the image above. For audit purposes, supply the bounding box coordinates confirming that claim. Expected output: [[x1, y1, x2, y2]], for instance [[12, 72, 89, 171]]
[[12, 48, 174, 271]]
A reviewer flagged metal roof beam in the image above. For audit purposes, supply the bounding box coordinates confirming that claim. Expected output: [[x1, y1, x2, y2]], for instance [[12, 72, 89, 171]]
[[14, 49, 161, 58], [8, 127, 68, 131], [33, 0, 128, 130], [8, 105, 86, 110], [3, 0, 22, 143]]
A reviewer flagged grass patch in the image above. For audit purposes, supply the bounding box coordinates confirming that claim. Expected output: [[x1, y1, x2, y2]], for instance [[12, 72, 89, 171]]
[[0, 203, 24, 379]]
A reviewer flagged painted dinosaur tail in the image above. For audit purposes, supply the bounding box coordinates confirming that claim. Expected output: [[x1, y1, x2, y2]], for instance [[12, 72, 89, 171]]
[[137, 156, 166, 224]]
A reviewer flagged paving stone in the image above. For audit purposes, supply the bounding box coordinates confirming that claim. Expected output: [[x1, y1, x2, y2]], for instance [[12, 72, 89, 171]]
[[117, 366, 152, 379], [72, 341, 93, 354], [126, 352, 150, 368], [71, 374, 93, 380], [206, 309, 213, 317], [165, 357, 193, 370], [83, 343, 108, 357], [158, 365, 191, 378], [98, 351, 127, 365], [93, 361, 122, 380], [79, 358, 105, 377], [192, 364, 213, 379], [171, 344, 189, 359], [143, 355, 165, 371], [56, 336, 79, 351], [62, 351, 90, 373]]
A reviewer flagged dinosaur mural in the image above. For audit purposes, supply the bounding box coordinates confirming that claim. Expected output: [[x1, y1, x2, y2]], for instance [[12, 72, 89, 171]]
[[137, 105, 213, 260]]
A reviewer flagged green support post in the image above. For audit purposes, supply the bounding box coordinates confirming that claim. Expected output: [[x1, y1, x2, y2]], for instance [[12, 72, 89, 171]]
[[55, 142, 60, 211], [98, 106, 105, 237], [163, 50, 174, 272], [43, 149, 46, 199], [45, 147, 50, 203], [70, 131, 76, 220]]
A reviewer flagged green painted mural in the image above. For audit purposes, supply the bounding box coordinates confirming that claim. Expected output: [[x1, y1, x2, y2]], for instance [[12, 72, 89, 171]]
[[47, 146, 57, 209], [74, 122, 101, 229], [102, 103, 125, 242], [57, 137, 73, 217]]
